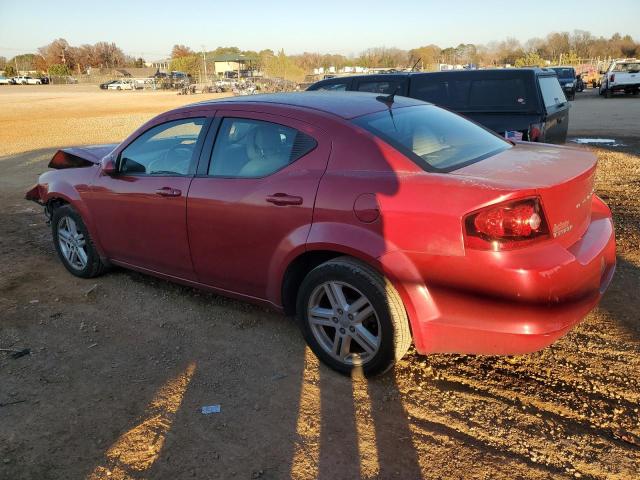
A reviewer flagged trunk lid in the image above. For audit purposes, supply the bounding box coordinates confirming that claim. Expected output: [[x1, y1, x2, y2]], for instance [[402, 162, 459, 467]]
[[452, 142, 597, 247]]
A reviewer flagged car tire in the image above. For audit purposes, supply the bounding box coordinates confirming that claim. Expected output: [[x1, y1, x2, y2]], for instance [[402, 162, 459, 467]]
[[605, 88, 612, 98], [52, 205, 106, 278], [296, 256, 412, 377]]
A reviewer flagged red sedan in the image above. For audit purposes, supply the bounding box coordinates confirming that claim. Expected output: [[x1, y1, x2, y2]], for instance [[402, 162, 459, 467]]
[[26, 92, 616, 375]]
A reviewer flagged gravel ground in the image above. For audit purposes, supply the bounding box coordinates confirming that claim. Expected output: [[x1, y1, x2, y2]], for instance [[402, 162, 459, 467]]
[[568, 87, 640, 139], [0, 85, 639, 480]]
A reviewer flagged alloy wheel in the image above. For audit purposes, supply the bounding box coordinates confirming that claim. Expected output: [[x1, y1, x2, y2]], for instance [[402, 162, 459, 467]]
[[57, 216, 88, 270], [307, 281, 381, 366]]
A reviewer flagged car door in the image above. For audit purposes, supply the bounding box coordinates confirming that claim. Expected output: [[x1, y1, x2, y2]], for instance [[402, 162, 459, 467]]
[[88, 114, 211, 279], [537, 75, 569, 144], [187, 110, 330, 300]]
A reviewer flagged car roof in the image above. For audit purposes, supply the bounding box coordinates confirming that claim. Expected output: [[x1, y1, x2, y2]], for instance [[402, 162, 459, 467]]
[[314, 68, 558, 83], [191, 91, 428, 119]]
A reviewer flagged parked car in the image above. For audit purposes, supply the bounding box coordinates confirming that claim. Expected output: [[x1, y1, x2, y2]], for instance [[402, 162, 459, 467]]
[[0, 75, 16, 85], [107, 81, 133, 90], [25, 92, 615, 376], [599, 59, 640, 98], [551, 67, 577, 100], [100, 80, 118, 89], [14, 76, 43, 85], [308, 69, 570, 143]]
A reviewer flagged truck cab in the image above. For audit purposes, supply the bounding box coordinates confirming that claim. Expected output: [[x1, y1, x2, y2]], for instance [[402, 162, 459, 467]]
[[599, 59, 640, 98]]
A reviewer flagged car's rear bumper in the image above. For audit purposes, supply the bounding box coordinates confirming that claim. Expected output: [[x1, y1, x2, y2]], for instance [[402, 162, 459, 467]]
[[609, 83, 640, 91], [380, 200, 616, 356]]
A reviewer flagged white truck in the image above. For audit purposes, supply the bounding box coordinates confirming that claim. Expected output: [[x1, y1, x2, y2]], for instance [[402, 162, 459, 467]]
[[599, 59, 640, 98], [15, 76, 43, 85]]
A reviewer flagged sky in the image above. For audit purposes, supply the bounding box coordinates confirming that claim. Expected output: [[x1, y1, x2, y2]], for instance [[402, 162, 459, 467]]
[[1, 0, 638, 60]]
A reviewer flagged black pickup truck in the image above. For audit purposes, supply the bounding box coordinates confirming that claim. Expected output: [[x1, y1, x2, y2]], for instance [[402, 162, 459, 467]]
[[307, 69, 570, 144]]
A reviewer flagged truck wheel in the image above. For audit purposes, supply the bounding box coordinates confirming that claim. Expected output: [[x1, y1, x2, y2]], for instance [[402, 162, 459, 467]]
[[605, 88, 612, 98], [296, 256, 412, 377]]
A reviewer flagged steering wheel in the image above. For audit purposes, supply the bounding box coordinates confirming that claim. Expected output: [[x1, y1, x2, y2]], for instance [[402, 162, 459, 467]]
[[148, 143, 193, 174]]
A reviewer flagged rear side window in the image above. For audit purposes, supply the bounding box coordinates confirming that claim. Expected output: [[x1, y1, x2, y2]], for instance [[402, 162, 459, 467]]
[[208, 118, 317, 177], [538, 76, 567, 109], [353, 105, 510, 172], [468, 78, 529, 109], [356, 81, 399, 94], [612, 62, 640, 73], [310, 81, 349, 91], [410, 74, 535, 112]]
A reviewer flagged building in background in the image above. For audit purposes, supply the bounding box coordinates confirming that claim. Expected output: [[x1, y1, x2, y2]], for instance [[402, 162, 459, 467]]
[[213, 54, 260, 78]]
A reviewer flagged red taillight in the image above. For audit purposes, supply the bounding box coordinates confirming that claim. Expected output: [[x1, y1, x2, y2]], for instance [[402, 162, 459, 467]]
[[528, 123, 543, 142], [465, 198, 549, 250], [610, 73, 615, 83]]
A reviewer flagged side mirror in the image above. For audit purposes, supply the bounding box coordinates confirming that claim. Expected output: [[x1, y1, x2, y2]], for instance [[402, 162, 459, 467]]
[[101, 156, 117, 175]]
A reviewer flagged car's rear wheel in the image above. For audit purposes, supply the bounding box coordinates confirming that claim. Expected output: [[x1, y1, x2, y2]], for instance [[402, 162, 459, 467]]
[[296, 257, 411, 376], [52, 205, 106, 278]]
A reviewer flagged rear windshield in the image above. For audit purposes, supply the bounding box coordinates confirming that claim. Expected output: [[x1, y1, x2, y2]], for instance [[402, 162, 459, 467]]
[[409, 74, 536, 112], [612, 62, 640, 73], [551, 68, 575, 78], [353, 105, 511, 172], [538, 76, 567, 108]]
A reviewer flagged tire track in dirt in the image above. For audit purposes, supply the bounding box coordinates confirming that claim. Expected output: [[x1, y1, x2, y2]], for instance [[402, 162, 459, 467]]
[[394, 360, 639, 479]]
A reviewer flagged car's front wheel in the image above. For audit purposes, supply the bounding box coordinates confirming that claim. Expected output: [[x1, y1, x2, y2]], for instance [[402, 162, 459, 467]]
[[52, 205, 106, 278], [296, 257, 412, 376]]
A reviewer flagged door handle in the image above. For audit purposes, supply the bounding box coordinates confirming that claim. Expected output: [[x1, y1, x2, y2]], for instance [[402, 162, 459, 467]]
[[155, 187, 182, 197], [266, 193, 303, 206]]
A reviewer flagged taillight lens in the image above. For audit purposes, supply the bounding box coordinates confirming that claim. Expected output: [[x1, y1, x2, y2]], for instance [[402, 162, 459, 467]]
[[527, 122, 544, 142], [610, 73, 615, 83], [465, 197, 549, 250]]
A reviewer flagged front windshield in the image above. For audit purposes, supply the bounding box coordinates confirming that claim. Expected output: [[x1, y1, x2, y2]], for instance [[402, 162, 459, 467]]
[[552, 68, 575, 79], [353, 105, 511, 172]]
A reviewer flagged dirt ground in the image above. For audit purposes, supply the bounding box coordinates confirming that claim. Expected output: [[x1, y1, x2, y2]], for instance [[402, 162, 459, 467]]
[[1, 85, 639, 480]]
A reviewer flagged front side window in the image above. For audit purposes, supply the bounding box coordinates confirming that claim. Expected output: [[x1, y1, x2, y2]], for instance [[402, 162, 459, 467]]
[[119, 118, 205, 175], [353, 105, 510, 172], [539, 76, 567, 109], [208, 118, 317, 177]]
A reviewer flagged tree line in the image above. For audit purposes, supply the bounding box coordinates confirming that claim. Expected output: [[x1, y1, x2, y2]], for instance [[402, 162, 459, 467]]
[[0, 38, 144, 77], [1, 30, 637, 80], [169, 30, 638, 82]]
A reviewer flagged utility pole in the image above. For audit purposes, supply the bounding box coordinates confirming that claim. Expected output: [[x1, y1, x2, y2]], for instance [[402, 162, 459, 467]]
[[201, 46, 207, 84]]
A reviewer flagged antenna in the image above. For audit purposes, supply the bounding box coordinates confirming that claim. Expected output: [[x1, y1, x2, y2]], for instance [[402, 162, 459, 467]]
[[376, 84, 400, 106], [410, 57, 421, 71]]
